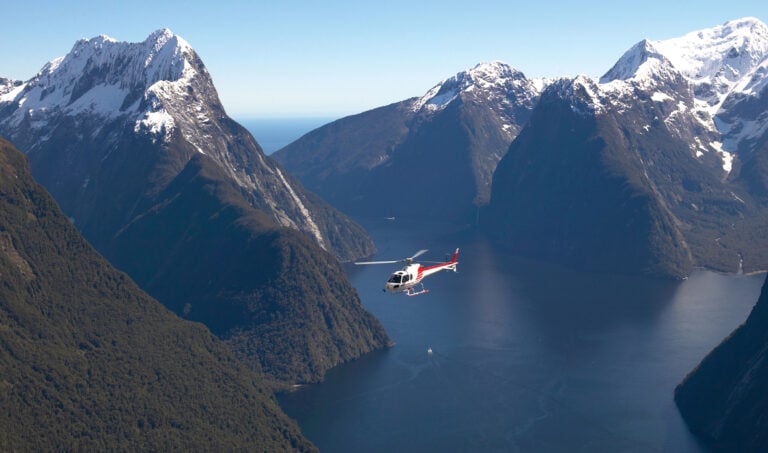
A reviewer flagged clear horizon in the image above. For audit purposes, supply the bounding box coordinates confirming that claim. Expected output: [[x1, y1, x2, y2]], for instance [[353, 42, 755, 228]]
[[2, 1, 766, 118]]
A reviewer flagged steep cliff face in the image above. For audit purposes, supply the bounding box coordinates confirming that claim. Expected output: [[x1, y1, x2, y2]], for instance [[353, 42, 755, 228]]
[[0, 30, 388, 384], [0, 137, 315, 451], [675, 275, 768, 451], [0, 29, 373, 261], [485, 79, 694, 278], [485, 18, 768, 278], [106, 152, 390, 383]]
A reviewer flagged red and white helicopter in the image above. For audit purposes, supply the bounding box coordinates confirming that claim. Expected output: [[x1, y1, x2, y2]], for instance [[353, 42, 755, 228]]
[[355, 248, 459, 296]]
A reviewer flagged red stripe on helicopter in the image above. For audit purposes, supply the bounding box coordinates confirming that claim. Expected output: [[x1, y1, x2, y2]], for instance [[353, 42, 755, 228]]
[[421, 250, 459, 272]]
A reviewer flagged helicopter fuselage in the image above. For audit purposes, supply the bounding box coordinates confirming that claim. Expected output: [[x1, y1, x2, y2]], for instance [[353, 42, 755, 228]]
[[384, 250, 458, 294]]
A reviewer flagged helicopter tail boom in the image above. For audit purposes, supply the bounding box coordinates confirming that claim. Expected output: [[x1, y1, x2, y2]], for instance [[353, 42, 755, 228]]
[[419, 248, 459, 278]]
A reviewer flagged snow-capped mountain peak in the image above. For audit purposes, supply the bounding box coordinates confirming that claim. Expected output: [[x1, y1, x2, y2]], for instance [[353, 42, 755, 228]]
[[602, 18, 768, 113], [653, 17, 768, 82], [412, 61, 531, 112], [0, 28, 199, 135], [0, 30, 354, 258], [595, 17, 768, 174], [465, 61, 526, 87], [600, 40, 677, 85]]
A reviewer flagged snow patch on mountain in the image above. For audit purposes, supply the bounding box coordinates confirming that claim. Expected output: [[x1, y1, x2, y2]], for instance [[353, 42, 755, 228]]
[[134, 108, 175, 137], [651, 91, 674, 102], [0, 79, 25, 102], [549, 76, 608, 116], [69, 84, 132, 116], [415, 85, 457, 111], [710, 141, 734, 172], [273, 167, 327, 250]]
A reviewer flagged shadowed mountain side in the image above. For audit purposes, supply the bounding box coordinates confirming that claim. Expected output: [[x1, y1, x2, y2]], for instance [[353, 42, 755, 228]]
[[273, 101, 418, 218], [0, 138, 315, 451], [103, 153, 390, 384], [484, 88, 694, 278], [276, 101, 504, 223], [734, 123, 768, 201], [675, 275, 768, 451], [274, 62, 540, 225]]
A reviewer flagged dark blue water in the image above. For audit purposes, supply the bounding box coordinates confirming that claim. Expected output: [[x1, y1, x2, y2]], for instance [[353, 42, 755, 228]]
[[238, 117, 335, 154], [279, 219, 765, 452]]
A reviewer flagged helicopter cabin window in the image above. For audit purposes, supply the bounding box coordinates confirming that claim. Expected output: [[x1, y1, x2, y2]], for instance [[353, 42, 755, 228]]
[[403, 274, 410, 283], [388, 274, 402, 284]]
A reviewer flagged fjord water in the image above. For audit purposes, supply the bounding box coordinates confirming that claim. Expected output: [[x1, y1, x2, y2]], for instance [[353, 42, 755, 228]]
[[278, 219, 763, 452]]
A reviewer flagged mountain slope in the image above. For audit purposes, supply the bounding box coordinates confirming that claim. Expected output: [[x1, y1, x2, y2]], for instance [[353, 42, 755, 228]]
[[0, 29, 373, 261], [106, 151, 390, 383], [675, 275, 768, 451], [274, 62, 543, 223], [485, 18, 768, 277], [0, 30, 389, 384], [485, 78, 695, 277], [601, 17, 768, 177], [0, 137, 314, 451]]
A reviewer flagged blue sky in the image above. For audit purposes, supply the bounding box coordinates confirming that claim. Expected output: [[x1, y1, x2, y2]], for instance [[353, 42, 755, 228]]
[[1, 1, 765, 117]]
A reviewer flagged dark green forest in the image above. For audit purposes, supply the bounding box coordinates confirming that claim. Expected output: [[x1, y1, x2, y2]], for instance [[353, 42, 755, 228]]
[[0, 138, 315, 451]]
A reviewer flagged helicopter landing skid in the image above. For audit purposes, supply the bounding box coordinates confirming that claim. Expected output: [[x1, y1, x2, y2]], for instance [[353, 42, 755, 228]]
[[405, 283, 430, 297]]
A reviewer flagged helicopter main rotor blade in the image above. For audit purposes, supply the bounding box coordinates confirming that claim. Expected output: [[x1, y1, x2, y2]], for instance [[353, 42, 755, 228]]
[[356, 249, 428, 266], [409, 249, 428, 260], [354, 260, 401, 265]]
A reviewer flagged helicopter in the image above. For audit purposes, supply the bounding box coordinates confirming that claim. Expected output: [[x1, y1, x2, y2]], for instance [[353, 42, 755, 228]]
[[355, 248, 459, 296]]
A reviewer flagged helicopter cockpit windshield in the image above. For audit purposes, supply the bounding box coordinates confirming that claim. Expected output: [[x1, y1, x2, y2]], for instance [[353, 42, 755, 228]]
[[387, 272, 411, 285]]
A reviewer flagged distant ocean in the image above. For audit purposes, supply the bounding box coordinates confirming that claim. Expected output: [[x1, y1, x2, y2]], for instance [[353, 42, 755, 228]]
[[237, 117, 337, 155]]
